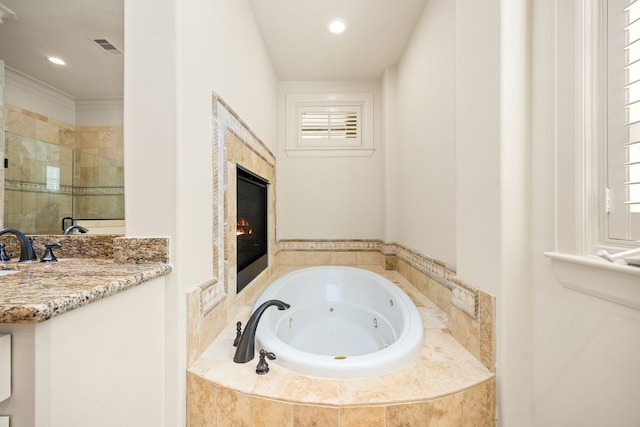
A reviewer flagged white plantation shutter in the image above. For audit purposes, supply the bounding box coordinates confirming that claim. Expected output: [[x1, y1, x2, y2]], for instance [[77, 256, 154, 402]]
[[298, 106, 361, 147], [626, 0, 640, 212], [607, 0, 640, 242], [300, 111, 358, 140]]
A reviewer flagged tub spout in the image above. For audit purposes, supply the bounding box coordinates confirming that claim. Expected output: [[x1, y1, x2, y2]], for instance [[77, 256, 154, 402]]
[[233, 299, 290, 363]]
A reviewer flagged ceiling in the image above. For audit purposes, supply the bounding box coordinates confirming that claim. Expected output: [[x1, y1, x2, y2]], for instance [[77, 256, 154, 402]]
[[0, 0, 427, 99], [0, 0, 124, 100], [249, 0, 429, 80]]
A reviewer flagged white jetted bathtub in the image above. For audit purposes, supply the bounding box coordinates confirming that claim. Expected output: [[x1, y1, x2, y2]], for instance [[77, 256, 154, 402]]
[[254, 266, 424, 378]]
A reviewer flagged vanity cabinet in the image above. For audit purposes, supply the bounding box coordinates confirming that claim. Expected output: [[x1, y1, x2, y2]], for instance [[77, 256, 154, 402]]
[[0, 275, 166, 427]]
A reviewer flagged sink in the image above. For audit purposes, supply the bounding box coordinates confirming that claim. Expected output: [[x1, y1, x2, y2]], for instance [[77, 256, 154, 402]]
[[0, 270, 19, 277]]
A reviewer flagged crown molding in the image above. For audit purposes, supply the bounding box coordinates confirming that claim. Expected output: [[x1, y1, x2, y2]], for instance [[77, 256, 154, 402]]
[[4, 66, 75, 112]]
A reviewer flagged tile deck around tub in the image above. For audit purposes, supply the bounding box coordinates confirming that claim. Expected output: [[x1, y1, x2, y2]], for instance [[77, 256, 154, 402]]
[[188, 267, 493, 407]]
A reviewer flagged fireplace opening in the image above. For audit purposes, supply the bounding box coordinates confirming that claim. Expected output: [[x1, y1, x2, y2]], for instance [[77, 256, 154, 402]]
[[236, 166, 268, 293]]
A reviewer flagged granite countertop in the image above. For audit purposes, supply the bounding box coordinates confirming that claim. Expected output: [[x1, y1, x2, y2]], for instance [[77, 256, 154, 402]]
[[0, 258, 172, 323]]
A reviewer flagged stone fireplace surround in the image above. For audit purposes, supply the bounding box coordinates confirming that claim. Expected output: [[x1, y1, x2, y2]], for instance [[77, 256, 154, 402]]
[[185, 94, 496, 424]]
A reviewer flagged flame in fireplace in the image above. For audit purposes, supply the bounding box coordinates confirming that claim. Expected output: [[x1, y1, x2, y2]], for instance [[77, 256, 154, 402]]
[[237, 217, 253, 236]]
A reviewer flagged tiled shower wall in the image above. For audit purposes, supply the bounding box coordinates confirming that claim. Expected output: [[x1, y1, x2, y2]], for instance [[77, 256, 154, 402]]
[[3, 104, 124, 233]]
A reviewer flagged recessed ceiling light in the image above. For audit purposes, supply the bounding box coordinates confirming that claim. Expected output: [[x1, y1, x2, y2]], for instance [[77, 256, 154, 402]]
[[328, 19, 347, 34], [48, 56, 66, 66]]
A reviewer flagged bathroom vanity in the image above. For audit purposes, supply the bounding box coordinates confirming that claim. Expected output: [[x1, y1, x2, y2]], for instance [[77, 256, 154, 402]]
[[0, 237, 171, 427]]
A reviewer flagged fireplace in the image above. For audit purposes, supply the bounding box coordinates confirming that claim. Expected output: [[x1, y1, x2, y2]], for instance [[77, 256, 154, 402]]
[[236, 166, 268, 293]]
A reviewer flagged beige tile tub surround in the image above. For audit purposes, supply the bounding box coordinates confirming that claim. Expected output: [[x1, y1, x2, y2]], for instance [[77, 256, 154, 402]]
[[192, 94, 495, 374], [275, 241, 496, 373], [186, 94, 496, 425], [187, 94, 278, 365], [187, 267, 495, 427]]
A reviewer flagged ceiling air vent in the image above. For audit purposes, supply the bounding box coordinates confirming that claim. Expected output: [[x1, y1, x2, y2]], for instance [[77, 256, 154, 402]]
[[92, 38, 123, 56]]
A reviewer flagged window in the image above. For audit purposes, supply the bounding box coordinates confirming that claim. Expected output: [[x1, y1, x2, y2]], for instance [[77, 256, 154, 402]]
[[624, 1, 640, 213], [605, 0, 640, 244], [544, 0, 640, 310], [285, 92, 374, 157], [46, 166, 60, 191], [299, 107, 360, 147]]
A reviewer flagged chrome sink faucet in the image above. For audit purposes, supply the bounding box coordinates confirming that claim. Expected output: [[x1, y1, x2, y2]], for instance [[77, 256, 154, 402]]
[[233, 299, 290, 363], [0, 228, 37, 262]]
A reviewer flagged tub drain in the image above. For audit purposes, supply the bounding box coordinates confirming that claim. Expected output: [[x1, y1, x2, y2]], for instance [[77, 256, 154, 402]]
[[334, 356, 347, 360]]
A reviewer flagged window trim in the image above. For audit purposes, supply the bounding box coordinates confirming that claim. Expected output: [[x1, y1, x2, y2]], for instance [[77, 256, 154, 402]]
[[545, 251, 640, 309], [546, 0, 640, 310], [575, 0, 639, 251], [580, 0, 606, 253]]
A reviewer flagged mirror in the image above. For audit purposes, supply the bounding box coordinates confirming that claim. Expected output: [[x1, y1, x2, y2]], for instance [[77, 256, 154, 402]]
[[0, 0, 124, 234]]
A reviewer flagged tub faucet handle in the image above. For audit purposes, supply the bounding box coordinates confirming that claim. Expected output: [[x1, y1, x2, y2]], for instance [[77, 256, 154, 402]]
[[256, 349, 276, 375], [41, 242, 62, 263], [233, 321, 242, 347], [0, 243, 9, 262]]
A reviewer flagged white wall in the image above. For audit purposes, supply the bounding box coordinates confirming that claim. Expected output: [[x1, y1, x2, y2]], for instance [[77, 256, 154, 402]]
[[531, 0, 640, 425], [124, 0, 278, 425], [277, 80, 383, 240], [48, 277, 165, 427], [75, 98, 123, 127], [381, 66, 398, 242], [392, 0, 456, 264], [455, 0, 533, 424], [393, 0, 534, 424]]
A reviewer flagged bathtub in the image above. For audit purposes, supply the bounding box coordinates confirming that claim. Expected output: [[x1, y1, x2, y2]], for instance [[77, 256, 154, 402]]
[[254, 266, 424, 378]]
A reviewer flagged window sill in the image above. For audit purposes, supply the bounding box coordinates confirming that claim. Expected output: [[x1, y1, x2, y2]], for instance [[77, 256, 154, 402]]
[[284, 147, 375, 158], [544, 252, 640, 310]]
